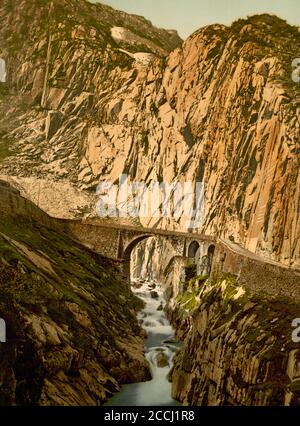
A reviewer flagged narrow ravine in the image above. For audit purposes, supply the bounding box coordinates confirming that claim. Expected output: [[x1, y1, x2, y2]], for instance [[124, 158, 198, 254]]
[[106, 278, 181, 406]]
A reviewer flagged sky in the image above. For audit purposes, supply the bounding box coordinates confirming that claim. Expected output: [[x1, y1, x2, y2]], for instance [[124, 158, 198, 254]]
[[90, 0, 300, 39]]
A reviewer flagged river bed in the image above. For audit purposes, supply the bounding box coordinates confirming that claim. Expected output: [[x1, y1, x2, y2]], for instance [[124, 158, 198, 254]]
[[106, 278, 180, 406]]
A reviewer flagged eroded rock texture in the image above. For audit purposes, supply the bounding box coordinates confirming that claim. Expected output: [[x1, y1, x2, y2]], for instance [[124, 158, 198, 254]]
[[170, 274, 300, 406], [0, 182, 150, 406], [0, 0, 299, 266], [0, 0, 300, 407]]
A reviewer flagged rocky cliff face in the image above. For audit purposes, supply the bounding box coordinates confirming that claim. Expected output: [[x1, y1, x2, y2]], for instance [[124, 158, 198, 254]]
[[0, 1, 299, 407], [169, 273, 300, 406], [0, 1, 299, 267], [129, 235, 300, 406], [0, 181, 150, 406], [0, 0, 182, 218]]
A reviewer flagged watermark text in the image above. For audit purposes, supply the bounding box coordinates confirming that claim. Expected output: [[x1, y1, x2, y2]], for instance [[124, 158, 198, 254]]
[[292, 58, 300, 83], [96, 175, 204, 229], [292, 318, 300, 343], [0, 318, 6, 343]]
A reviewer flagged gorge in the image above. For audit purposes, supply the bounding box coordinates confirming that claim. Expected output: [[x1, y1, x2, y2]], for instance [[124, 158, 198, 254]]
[[0, 0, 299, 407], [106, 277, 180, 406]]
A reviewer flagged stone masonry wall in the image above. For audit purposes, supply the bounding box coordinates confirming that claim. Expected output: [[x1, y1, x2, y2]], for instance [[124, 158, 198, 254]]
[[213, 241, 300, 300]]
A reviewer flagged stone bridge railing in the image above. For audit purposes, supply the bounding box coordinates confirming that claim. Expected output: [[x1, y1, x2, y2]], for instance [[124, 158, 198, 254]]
[[59, 219, 300, 299], [213, 239, 300, 299], [56, 218, 214, 259]]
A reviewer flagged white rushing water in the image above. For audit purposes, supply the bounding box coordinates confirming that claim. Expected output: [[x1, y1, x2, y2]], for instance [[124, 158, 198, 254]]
[[106, 278, 180, 406]]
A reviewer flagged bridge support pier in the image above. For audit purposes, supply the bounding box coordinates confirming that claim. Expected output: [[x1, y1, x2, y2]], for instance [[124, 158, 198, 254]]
[[119, 259, 131, 287]]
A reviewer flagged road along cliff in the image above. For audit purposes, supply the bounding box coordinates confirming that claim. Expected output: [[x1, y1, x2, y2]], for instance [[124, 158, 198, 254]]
[[0, 0, 299, 268], [0, 0, 299, 407]]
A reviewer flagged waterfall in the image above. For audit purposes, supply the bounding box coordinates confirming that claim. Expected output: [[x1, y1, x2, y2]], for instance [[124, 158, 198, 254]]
[[106, 277, 180, 406]]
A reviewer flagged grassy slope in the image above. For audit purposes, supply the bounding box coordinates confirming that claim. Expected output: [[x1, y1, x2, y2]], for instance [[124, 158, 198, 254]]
[[0, 215, 148, 405]]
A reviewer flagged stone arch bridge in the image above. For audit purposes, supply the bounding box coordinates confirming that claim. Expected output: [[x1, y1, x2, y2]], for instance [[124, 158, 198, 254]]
[[1, 181, 299, 298], [59, 219, 215, 278], [57, 219, 300, 298]]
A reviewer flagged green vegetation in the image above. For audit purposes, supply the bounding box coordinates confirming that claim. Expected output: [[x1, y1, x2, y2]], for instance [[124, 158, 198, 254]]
[[290, 380, 300, 395], [176, 290, 200, 313], [184, 262, 197, 282], [0, 83, 8, 100], [0, 134, 16, 161], [176, 266, 209, 317], [176, 271, 248, 319], [0, 215, 142, 352]]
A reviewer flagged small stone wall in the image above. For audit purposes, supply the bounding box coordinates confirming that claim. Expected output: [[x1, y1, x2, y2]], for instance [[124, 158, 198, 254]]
[[213, 241, 300, 299]]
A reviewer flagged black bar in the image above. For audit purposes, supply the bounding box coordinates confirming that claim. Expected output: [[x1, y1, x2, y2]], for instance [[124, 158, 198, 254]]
[[0, 407, 300, 425]]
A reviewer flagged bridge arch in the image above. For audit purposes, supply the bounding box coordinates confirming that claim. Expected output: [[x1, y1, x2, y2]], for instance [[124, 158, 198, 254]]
[[188, 240, 200, 258], [208, 244, 215, 258], [207, 244, 216, 274], [122, 233, 183, 282], [123, 234, 154, 261]]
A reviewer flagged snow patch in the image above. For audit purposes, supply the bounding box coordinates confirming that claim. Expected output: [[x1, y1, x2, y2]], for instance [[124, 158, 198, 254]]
[[111, 26, 128, 42], [133, 52, 155, 65], [118, 48, 155, 66], [111, 26, 162, 62]]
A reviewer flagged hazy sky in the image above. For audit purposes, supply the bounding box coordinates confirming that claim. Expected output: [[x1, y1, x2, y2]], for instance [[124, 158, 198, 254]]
[[91, 0, 300, 38]]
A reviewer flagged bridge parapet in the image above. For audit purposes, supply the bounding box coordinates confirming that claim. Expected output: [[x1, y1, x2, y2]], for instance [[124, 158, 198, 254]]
[[59, 219, 214, 262], [0, 180, 298, 298], [213, 240, 300, 299]]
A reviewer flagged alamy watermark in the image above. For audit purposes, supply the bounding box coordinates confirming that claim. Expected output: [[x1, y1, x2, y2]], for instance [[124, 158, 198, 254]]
[[292, 318, 300, 343], [96, 174, 205, 229], [0, 58, 6, 83], [292, 58, 300, 83], [0, 318, 6, 343]]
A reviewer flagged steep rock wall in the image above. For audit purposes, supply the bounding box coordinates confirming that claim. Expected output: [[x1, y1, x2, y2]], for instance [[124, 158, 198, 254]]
[[0, 2, 299, 267], [170, 274, 300, 406], [0, 182, 150, 405]]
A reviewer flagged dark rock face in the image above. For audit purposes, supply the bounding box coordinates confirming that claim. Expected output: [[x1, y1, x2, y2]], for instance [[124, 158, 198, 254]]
[[0, 1, 298, 268], [0, 184, 150, 406], [150, 291, 159, 299], [0, 0, 299, 408], [156, 352, 169, 368], [169, 274, 300, 406]]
